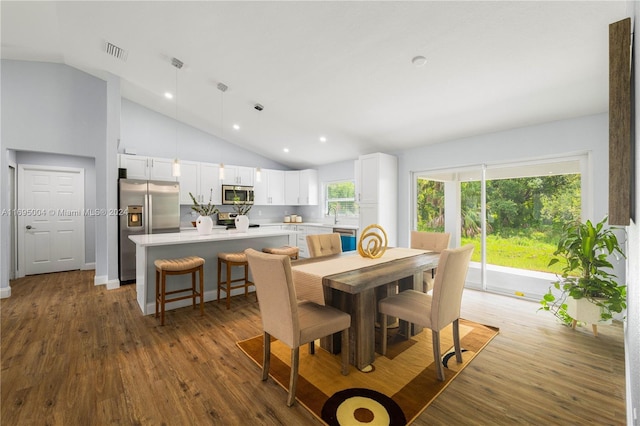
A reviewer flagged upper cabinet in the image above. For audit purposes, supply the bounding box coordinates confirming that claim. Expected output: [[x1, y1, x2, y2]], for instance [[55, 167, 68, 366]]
[[118, 154, 177, 182], [254, 169, 285, 205], [284, 169, 318, 205], [221, 165, 254, 186], [178, 161, 221, 205]]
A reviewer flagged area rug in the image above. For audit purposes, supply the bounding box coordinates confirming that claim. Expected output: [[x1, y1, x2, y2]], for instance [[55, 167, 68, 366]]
[[237, 318, 499, 425]]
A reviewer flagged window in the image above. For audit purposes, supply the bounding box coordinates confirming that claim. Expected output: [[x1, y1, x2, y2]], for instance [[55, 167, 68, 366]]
[[326, 180, 357, 218], [413, 155, 588, 300]]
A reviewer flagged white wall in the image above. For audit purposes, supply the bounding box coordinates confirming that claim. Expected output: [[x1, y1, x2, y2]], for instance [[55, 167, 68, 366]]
[[626, 3, 639, 424]]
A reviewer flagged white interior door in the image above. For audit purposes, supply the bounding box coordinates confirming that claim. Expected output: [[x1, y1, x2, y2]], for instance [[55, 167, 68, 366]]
[[18, 165, 84, 276]]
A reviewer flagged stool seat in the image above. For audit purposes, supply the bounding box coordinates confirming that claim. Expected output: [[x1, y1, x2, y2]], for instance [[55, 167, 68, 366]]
[[155, 256, 205, 326], [262, 246, 299, 259], [217, 252, 254, 309], [217, 252, 248, 263], [155, 256, 205, 271]]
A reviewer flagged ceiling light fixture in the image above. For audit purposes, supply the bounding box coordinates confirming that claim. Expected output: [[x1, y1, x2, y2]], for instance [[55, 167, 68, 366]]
[[254, 103, 264, 183], [283, 148, 289, 153], [411, 55, 427, 67], [319, 136, 327, 143], [171, 57, 183, 177], [164, 92, 173, 99], [233, 124, 240, 130], [217, 82, 228, 180]]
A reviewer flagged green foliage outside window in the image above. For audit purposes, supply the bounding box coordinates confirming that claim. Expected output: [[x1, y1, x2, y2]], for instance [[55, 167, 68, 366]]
[[326, 181, 357, 216], [416, 174, 581, 273]]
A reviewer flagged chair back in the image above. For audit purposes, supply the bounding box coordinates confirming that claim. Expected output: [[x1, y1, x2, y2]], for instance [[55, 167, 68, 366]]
[[410, 231, 451, 252], [306, 233, 342, 257], [245, 249, 300, 348], [430, 244, 474, 330]]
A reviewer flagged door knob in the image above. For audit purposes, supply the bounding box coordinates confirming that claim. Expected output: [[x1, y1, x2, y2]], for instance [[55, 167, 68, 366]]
[[26, 225, 35, 230]]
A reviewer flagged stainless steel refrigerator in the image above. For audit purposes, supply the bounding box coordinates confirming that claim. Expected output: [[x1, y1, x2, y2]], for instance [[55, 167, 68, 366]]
[[118, 179, 180, 283]]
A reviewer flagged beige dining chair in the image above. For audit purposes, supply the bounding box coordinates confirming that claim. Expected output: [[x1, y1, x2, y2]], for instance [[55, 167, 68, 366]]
[[306, 233, 342, 257], [378, 244, 474, 381], [410, 231, 451, 292], [244, 248, 351, 406]]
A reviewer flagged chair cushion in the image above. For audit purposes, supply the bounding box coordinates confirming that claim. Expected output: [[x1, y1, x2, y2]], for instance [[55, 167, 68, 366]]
[[297, 301, 351, 345], [218, 252, 248, 263], [263, 246, 299, 256], [379, 289, 432, 328], [154, 256, 204, 271]]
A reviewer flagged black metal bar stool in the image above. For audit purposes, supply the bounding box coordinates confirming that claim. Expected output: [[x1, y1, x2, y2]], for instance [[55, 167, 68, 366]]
[[154, 256, 205, 325], [217, 252, 254, 309]]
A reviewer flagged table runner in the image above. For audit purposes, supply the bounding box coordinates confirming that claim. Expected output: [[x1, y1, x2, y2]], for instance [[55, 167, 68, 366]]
[[292, 247, 430, 305]]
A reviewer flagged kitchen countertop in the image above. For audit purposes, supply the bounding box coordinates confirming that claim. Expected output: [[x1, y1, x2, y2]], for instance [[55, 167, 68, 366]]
[[129, 228, 297, 247], [261, 222, 359, 230]]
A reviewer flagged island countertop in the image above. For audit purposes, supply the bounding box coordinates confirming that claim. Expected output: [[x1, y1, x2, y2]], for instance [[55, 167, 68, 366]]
[[129, 228, 297, 247]]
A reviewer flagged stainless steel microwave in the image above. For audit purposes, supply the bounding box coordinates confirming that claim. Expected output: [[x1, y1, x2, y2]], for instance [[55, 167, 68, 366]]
[[222, 185, 254, 205]]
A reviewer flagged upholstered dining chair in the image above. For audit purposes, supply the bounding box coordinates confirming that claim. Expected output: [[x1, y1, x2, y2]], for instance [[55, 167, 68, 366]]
[[244, 248, 351, 406], [410, 231, 451, 292], [378, 244, 474, 381], [306, 233, 342, 257]]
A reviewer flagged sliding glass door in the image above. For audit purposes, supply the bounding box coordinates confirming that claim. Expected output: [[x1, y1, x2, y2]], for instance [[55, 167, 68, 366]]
[[413, 155, 589, 300]]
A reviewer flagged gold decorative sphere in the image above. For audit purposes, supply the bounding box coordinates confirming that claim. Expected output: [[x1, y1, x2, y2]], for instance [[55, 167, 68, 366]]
[[358, 224, 388, 259]]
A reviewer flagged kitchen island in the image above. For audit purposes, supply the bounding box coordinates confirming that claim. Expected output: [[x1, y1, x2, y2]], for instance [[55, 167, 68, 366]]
[[129, 228, 296, 315]]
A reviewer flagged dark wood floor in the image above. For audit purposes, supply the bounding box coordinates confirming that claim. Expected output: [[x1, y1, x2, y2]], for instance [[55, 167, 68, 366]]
[[1, 270, 626, 425]]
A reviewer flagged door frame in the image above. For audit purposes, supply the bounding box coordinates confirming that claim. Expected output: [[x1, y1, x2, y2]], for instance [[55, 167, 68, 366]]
[[17, 164, 85, 278]]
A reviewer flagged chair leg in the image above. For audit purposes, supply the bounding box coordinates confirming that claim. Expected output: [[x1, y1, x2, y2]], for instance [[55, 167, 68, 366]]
[[243, 263, 249, 298], [308, 341, 315, 355], [191, 270, 197, 309], [432, 330, 444, 381], [453, 318, 463, 363], [217, 258, 222, 303], [288, 347, 300, 407], [155, 269, 160, 319], [381, 313, 388, 355], [262, 332, 270, 381], [341, 328, 349, 376], [225, 261, 232, 309], [160, 270, 167, 326], [198, 265, 204, 316]]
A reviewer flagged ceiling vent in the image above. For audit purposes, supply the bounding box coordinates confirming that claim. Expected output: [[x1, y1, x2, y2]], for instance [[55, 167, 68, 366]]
[[217, 82, 228, 92], [103, 41, 128, 62]]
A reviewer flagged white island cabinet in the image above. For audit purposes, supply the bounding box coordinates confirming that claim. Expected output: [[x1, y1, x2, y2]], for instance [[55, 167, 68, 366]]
[[129, 228, 296, 315]]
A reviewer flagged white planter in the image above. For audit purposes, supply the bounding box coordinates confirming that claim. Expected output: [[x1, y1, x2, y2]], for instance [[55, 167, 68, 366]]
[[196, 215, 214, 235], [234, 214, 249, 233], [566, 297, 612, 325]]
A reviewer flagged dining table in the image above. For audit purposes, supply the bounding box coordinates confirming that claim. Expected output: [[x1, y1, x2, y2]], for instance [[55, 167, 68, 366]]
[[291, 247, 440, 370]]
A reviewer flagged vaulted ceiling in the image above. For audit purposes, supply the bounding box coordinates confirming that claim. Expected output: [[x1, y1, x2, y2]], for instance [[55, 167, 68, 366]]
[[1, 1, 630, 168]]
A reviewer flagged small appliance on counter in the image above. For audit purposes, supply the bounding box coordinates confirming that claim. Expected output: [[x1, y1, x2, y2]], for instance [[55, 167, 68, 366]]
[[217, 212, 260, 230]]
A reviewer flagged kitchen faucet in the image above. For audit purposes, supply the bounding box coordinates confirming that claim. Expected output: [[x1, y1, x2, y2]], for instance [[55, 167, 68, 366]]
[[328, 206, 338, 224]]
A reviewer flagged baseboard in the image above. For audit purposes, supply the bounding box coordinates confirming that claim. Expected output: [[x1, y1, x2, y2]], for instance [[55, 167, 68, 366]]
[[81, 262, 96, 271], [94, 275, 108, 286], [106, 279, 120, 290], [144, 287, 255, 315], [0, 286, 12, 299]]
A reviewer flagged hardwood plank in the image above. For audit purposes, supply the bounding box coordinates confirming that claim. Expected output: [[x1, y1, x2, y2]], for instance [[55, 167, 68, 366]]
[[1, 270, 625, 425]]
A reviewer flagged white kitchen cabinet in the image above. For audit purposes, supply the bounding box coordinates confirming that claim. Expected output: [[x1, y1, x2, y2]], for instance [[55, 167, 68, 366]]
[[118, 154, 177, 182], [284, 169, 318, 205], [356, 152, 397, 246], [299, 169, 318, 205], [254, 169, 285, 205], [178, 161, 221, 205], [285, 224, 334, 258], [221, 165, 255, 186]]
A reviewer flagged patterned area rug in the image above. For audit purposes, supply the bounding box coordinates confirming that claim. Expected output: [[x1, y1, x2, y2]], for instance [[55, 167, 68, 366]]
[[237, 318, 499, 425]]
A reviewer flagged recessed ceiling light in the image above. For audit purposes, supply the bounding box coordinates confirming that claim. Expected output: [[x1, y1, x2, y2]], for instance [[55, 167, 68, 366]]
[[164, 92, 173, 99], [319, 136, 327, 143], [283, 148, 289, 153], [233, 124, 240, 130], [411, 55, 427, 67]]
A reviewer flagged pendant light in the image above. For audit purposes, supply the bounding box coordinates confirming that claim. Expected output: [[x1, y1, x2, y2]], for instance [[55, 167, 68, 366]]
[[255, 103, 263, 183], [171, 57, 183, 177], [217, 82, 228, 180]]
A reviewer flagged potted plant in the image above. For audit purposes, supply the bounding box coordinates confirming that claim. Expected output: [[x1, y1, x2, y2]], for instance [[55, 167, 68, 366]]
[[231, 189, 252, 232], [539, 216, 626, 329], [189, 189, 219, 235]]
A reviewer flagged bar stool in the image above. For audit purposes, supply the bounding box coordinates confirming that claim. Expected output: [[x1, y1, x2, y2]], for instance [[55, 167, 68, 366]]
[[217, 252, 254, 309], [262, 246, 299, 260], [154, 256, 205, 326]]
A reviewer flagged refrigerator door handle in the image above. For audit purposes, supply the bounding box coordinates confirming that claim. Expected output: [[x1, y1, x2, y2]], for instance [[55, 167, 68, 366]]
[[148, 194, 153, 233]]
